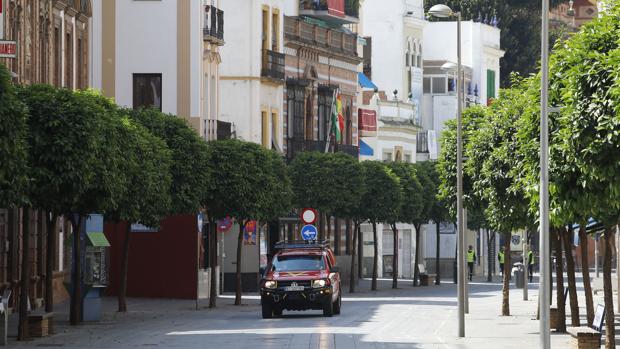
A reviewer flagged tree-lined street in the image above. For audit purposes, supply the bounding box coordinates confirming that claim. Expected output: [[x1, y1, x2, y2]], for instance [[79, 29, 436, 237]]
[[9, 276, 597, 348]]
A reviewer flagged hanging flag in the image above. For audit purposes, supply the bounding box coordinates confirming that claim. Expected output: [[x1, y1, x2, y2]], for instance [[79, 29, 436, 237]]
[[330, 91, 343, 142]]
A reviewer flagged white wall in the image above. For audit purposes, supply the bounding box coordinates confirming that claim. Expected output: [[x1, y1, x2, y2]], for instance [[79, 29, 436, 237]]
[[115, 0, 178, 113]]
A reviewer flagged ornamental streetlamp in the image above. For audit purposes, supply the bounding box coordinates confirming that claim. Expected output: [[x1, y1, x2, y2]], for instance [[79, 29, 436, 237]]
[[429, 4, 465, 338]]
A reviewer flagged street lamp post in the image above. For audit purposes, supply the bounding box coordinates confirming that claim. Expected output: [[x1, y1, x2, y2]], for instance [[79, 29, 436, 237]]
[[429, 4, 465, 338], [540, 0, 551, 347]]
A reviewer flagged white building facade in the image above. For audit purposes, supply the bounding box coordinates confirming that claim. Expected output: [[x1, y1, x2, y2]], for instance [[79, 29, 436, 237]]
[[90, 0, 225, 139], [420, 21, 504, 279], [219, 0, 297, 148], [357, 0, 426, 279]]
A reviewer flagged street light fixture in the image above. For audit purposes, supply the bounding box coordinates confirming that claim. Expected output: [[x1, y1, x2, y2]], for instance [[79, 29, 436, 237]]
[[429, 3, 465, 339]]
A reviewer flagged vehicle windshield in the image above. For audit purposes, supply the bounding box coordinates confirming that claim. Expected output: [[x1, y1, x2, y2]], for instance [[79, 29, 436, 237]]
[[271, 255, 325, 271]]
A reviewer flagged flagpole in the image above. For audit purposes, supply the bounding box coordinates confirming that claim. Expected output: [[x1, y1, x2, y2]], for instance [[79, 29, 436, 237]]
[[325, 88, 338, 153]]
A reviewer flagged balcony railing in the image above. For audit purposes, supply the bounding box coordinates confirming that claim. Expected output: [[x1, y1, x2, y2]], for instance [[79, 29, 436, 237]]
[[336, 144, 359, 158], [261, 49, 285, 82], [299, 0, 359, 24], [204, 5, 224, 45], [205, 119, 232, 141], [287, 139, 358, 160], [285, 16, 358, 57]]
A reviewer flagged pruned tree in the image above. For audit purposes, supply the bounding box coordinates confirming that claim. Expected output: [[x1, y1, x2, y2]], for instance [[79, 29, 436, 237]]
[[359, 161, 401, 291], [105, 108, 173, 313], [205, 140, 289, 306], [389, 162, 424, 289]]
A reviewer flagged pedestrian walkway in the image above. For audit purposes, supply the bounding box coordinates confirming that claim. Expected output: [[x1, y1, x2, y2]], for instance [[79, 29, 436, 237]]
[[6, 274, 618, 348]]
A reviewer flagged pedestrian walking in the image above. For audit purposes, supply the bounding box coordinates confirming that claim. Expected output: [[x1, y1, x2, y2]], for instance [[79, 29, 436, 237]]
[[467, 245, 476, 281], [498, 247, 505, 276], [527, 249, 534, 282]]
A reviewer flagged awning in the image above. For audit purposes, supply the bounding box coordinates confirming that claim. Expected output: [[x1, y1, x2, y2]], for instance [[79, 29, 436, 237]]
[[358, 72, 378, 90], [87, 232, 111, 247], [359, 139, 374, 156]]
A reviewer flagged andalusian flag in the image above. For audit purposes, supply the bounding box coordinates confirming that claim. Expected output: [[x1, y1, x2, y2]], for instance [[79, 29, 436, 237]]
[[330, 91, 344, 142]]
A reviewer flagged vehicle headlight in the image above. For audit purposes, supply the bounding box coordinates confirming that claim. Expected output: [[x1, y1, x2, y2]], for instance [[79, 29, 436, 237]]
[[312, 279, 327, 288], [264, 280, 277, 289]]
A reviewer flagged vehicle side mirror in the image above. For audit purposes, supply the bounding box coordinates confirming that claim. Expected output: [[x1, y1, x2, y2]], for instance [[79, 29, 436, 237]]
[[330, 266, 340, 274]]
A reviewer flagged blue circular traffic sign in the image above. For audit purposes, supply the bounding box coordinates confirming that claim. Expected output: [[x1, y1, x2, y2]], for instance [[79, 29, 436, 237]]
[[301, 224, 318, 241]]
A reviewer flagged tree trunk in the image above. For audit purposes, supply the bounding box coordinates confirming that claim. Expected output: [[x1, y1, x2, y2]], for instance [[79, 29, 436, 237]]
[[602, 227, 616, 349], [235, 219, 245, 305], [18, 208, 31, 341], [45, 213, 58, 315], [349, 222, 359, 293], [487, 230, 494, 282], [554, 229, 566, 333], [209, 219, 218, 308], [413, 223, 421, 286], [118, 223, 132, 312], [577, 226, 594, 325], [371, 221, 378, 291], [562, 226, 579, 326], [327, 215, 332, 243], [358, 224, 363, 279], [391, 223, 398, 289], [435, 222, 441, 285], [69, 215, 84, 325], [501, 234, 511, 316]]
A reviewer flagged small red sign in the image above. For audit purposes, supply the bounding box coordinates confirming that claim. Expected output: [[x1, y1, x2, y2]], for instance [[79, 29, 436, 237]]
[[0, 41, 17, 58], [301, 208, 318, 224]]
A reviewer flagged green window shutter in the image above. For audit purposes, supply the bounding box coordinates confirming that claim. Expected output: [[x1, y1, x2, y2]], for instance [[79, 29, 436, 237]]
[[487, 69, 496, 102]]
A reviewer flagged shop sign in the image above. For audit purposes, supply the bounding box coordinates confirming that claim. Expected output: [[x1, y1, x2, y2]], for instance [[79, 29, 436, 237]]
[[0, 41, 17, 59]]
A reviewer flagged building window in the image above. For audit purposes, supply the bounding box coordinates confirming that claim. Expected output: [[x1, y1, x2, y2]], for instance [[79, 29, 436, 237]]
[[261, 111, 269, 148], [54, 27, 61, 87], [417, 131, 429, 153], [317, 87, 332, 141], [382, 151, 392, 162], [431, 77, 446, 94], [271, 112, 280, 151], [65, 32, 73, 88], [262, 8, 269, 51], [271, 10, 279, 51], [345, 100, 352, 145], [404, 153, 412, 163], [133, 74, 162, 110], [423, 77, 431, 94]]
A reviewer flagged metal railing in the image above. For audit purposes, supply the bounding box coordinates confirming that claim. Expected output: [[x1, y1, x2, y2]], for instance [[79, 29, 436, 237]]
[[261, 49, 285, 81], [204, 5, 224, 43], [284, 16, 357, 56]]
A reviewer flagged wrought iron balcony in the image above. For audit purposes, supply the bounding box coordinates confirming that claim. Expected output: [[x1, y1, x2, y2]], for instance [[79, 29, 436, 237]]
[[286, 138, 358, 161], [261, 50, 285, 82], [336, 144, 359, 159], [299, 0, 359, 25], [204, 5, 224, 45]]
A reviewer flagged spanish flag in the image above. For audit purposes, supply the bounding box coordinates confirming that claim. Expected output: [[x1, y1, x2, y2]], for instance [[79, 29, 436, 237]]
[[330, 91, 344, 142]]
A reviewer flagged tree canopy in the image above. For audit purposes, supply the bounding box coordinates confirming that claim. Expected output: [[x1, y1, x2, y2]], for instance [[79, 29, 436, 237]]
[[359, 161, 401, 224], [0, 64, 28, 207]]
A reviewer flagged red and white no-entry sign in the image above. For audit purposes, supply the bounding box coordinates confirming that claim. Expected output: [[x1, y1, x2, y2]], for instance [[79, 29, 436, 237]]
[[301, 208, 318, 224]]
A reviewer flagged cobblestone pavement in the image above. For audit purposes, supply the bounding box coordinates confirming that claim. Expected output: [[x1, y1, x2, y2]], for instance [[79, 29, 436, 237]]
[[8, 275, 618, 348]]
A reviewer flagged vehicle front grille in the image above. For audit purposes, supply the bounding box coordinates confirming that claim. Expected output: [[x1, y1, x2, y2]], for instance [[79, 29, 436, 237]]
[[278, 280, 312, 287]]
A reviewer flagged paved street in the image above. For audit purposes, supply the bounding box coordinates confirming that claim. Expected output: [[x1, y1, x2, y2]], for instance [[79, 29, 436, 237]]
[[10, 275, 614, 349]]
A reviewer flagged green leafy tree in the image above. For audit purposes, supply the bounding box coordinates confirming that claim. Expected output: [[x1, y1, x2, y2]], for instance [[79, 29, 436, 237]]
[[205, 140, 289, 306], [130, 108, 211, 215], [0, 64, 28, 208], [19, 86, 125, 328], [388, 162, 424, 289], [105, 108, 173, 313], [359, 161, 401, 291], [0, 65, 29, 340]]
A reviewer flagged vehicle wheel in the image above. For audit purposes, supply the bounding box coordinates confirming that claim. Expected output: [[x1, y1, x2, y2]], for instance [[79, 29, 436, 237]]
[[262, 303, 273, 319], [333, 293, 342, 315], [323, 298, 334, 317], [273, 308, 283, 317]]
